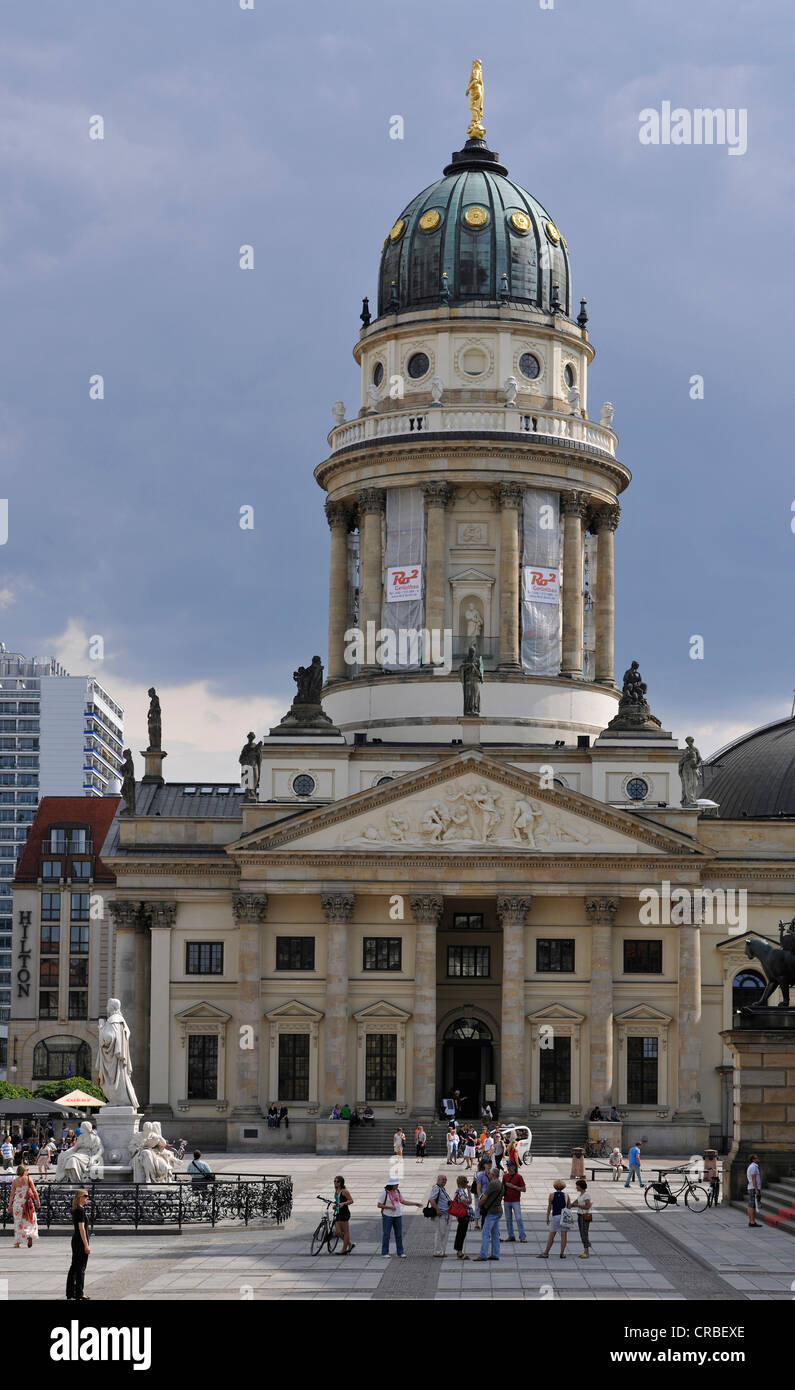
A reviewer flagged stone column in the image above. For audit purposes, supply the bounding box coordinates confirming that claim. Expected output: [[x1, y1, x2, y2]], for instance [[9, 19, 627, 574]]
[[357, 489, 386, 672], [232, 893, 268, 1116], [410, 894, 444, 1114], [421, 481, 452, 644], [325, 501, 351, 682], [496, 482, 523, 670], [144, 902, 177, 1114], [109, 901, 147, 1100], [561, 491, 588, 677], [592, 504, 620, 685], [321, 892, 354, 1106], [497, 895, 531, 1117], [676, 922, 704, 1118], [585, 897, 617, 1109]]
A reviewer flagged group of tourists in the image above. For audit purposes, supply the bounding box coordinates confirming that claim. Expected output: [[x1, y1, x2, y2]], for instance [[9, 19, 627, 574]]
[[441, 1122, 520, 1171], [329, 1104, 375, 1124], [4, 1163, 90, 1298], [265, 1104, 290, 1128]]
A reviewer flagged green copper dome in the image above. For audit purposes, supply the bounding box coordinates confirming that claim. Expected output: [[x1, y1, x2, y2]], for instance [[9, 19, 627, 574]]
[[377, 140, 571, 320]]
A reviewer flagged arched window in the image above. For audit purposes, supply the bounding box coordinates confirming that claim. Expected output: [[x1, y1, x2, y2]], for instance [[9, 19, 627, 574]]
[[444, 1018, 492, 1042], [732, 970, 765, 1013], [33, 1036, 91, 1081]]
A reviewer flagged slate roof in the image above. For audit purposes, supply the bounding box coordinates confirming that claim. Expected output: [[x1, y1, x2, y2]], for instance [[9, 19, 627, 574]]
[[14, 795, 120, 883], [703, 717, 795, 818], [100, 782, 245, 857]]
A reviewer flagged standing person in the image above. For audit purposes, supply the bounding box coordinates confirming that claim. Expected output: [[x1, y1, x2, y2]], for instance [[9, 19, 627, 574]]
[[501, 1159, 527, 1242], [703, 1150, 720, 1208], [450, 1174, 473, 1260], [570, 1178, 593, 1259], [746, 1153, 762, 1227], [7, 1164, 39, 1249], [66, 1190, 91, 1300], [1, 1134, 14, 1169], [428, 1172, 452, 1256], [492, 1131, 505, 1172], [463, 1128, 476, 1170], [623, 1140, 644, 1188], [608, 1146, 623, 1181], [538, 1180, 570, 1259], [570, 1147, 586, 1180], [474, 1167, 503, 1261], [415, 1124, 427, 1165], [450, 1127, 459, 1165], [506, 1134, 519, 1169], [446, 1124, 456, 1165], [482, 1130, 495, 1167], [37, 1138, 56, 1177], [187, 1150, 213, 1182], [473, 1158, 490, 1229], [333, 1175, 355, 1254], [377, 1177, 421, 1256], [393, 1127, 406, 1158]]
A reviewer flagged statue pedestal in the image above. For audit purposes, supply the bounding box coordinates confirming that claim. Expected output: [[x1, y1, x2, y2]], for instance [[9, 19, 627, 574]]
[[140, 747, 167, 786], [96, 1105, 141, 1180], [720, 1024, 795, 1202]]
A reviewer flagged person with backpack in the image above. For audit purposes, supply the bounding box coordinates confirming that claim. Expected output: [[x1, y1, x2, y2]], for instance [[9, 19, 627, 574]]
[[537, 1180, 570, 1259], [501, 1159, 527, 1242], [474, 1167, 503, 1261], [187, 1149, 213, 1182], [450, 1174, 473, 1259]]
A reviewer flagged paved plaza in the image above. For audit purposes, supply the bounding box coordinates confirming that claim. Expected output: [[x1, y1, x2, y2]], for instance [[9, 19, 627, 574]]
[[2, 1151, 795, 1301]]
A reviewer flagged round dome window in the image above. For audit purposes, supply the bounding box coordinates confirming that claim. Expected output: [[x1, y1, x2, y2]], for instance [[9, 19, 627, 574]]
[[461, 348, 487, 377], [626, 777, 649, 801], [519, 352, 541, 380], [292, 774, 316, 797], [372, 362, 384, 387], [407, 352, 430, 380], [564, 364, 575, 388]]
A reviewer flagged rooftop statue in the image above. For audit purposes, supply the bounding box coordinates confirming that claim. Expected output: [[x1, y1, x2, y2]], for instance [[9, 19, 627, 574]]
[[120, 749, 135, 815], [678, 735, 703, 807], [147, 687, 161, 751], [466, 59, 485, 141]]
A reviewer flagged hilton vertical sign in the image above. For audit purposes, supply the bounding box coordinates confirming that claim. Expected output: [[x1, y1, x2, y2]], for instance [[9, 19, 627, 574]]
[[16, 910, 31, 997]]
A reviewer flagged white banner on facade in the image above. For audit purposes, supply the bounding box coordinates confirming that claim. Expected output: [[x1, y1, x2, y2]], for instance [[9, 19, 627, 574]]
[[521, 488, 561, 674], [386, 564, 423, 603]]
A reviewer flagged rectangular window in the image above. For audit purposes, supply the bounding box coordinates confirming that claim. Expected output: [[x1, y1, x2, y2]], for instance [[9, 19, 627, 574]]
[[70, 893, 90, 921], [185, 942, 224, 975], [69, 924, 89, 954], [69, 958, 88, 987], [70, 829, 88, 852], [275, 937, 315, 971], [447, 945, 490, 978], [452, 913, 484, 930], [627, 1036, 659, 1104], [539, 1034, 571, 1103], [41, 893, 61, 922], [623, 940, 663, 974], [186, 1034, 218, 1100], [38, 991, 58, 1019], [50, 830, 66, 851], [71, 861, 91, 880], [40, 958, 58, 987], [365, 1033, 397, 1101], [41, 922, 60, 954], [362, 937, 402, 971], [68, 991, 88, 1020], [277, 1033, 310, 1102], [536, 938, 575, 973], [42, 860, 61, 881]]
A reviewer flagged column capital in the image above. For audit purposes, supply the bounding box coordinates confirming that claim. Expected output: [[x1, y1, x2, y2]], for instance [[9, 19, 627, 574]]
[[590, 503, 621, 535], [356, 487, 386, 516], [233, 892, 269, 924], [421, 481, 454, 508], [585, 896, 618, 925], [410, 893, 444, 925], [495, 481, 524, 510], [561, 489, 589, 519], [325, 500, 351, 530], [144, 901, 178, 929], [321, 891, 355, 923], [496, 894, 532, 926], [108, 900, 143, 929]]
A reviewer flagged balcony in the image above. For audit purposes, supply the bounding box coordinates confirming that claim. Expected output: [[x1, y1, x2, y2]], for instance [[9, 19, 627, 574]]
[[327, 405, 617, 458], [42, 838, 93, 855]]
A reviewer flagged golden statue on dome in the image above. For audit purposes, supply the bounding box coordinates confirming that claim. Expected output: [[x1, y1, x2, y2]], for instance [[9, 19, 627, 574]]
[[466, 59, 485, 140]]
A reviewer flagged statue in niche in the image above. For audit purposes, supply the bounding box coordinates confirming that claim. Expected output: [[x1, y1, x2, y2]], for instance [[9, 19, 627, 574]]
[[464, 604, 484, 639], [678, 736, 703, 808], [147, 688, 161, 750], [120, 750, 135, 816], [460, 645, 482, 717], [239, 732, 263, 799]]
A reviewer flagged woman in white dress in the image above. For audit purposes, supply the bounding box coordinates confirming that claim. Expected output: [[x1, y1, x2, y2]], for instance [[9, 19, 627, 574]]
[[7, 1163, 40, 1248]]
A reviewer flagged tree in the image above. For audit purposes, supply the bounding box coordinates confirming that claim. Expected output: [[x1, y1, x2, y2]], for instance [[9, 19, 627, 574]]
[[0, 1081, 34, 1100], [32, 1077, 107, 1103]]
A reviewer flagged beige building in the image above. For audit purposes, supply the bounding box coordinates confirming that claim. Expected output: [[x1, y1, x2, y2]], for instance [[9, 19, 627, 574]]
[[10, 85, 791, 1154]]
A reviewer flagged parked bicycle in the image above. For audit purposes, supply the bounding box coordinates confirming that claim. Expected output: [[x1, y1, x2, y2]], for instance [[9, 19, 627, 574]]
[[644, 1167, 709, 1213], [310, 1195, 340, 1255], [585, 1138, 609, 1158]]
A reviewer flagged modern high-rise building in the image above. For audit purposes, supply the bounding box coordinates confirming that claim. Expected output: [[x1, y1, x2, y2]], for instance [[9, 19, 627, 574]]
[[0, 646, 124, 1077]]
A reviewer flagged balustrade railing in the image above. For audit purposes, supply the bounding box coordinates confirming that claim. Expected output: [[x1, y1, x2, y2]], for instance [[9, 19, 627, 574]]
[[328, 407, 617, 457]]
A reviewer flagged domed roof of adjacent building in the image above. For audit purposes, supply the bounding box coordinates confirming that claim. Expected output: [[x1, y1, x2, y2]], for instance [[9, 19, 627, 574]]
[[703, 716, 795, 817], [377, 138, 571, 319]]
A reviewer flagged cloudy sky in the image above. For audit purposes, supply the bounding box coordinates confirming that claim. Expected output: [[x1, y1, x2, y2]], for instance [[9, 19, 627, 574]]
[[0, 0, 792, 777]]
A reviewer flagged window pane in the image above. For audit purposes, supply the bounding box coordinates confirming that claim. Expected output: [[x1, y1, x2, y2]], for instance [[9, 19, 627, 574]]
[[447, 945, 490, 977], [69, 925, 89, 953], [185, 942, 223, 975], [623, 940, 662, 974], [627, 1035, 658, 1104], [539, 1035, 571, 1103], [42, 893, 61, 921], [536, 939, 574, 972], [68, 991, 88, 1020], [38, 992, 58, 1019], [277, 1033, 309, 1101], [362, 937, 402, 971], [452, 914, 484, 930], [276, 937, 315, 970], [70, 894, 90, 921], [69, 958, 88, 987], [187, 1034, 218, 1099], [40, 959, 58, 986], [365, 1033, 397, 1101], [41, 923, 60, 953]]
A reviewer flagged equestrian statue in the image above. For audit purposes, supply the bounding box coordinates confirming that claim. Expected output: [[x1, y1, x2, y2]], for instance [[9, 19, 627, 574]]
[[743, 920, 795, 1009]]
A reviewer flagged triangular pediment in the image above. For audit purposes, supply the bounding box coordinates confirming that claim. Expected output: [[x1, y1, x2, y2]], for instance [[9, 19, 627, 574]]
[[174, 1001, 232, 1024], [526, 1002, 586, 1023], [614, 1003, 672, 1024], [265, 1000, 324, 1022], [715, 929, 776, 951], [229, 750, 711, 860], [353, 1000, 412, 1022]]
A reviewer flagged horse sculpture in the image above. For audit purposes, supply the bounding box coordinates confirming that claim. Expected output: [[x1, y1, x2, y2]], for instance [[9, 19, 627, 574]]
[[744, 936, 795, 1008]]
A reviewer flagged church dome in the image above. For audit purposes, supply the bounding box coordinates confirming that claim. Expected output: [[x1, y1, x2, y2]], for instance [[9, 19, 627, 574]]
[[377, 139, 571, 319], [703, 717, 795, 817]]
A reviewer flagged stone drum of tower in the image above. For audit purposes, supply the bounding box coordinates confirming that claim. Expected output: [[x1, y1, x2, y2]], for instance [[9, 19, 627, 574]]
[[317, 70, 629, 746]]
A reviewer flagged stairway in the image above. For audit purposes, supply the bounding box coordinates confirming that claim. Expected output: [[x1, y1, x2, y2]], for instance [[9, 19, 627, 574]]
[[522, 1116, 588, 1156], [346, 1115, 588, 1158], [733, 1172, 795, 1234]]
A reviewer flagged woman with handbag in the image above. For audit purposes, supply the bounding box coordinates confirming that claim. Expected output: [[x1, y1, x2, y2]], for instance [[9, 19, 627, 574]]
[[7, 1163, 40, 1249], [537, 1179, 570, 1259], [570, 1178, 593, 1259], [450, 1174, 473, 1259]]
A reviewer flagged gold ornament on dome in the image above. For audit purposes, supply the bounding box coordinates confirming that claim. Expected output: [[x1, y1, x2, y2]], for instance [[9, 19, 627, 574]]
[[464, 205, 488, 228], [510, 210, 531, 232], [545, 220, 561, 243], [389, 219, 406, 242], [465, 59, 486, 140], [419, 208, 441, 231]]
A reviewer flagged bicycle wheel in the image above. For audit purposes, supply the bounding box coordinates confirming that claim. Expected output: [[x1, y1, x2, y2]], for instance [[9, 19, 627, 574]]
[[685, 1184, 709, 1214], [310, 1220, 328, 1256], [326, 1227, 340, 1253], [644, 1184, 669, 1213]]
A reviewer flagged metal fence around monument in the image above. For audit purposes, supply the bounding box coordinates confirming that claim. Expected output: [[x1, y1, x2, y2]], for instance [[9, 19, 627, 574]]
[[0, 1174, 293, 1232]]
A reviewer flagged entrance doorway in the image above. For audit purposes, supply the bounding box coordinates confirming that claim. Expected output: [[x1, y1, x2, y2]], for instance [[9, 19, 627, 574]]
[[441, 1018, 494, 1118]]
